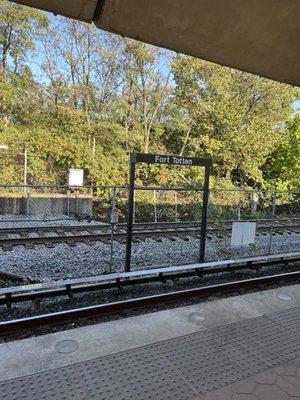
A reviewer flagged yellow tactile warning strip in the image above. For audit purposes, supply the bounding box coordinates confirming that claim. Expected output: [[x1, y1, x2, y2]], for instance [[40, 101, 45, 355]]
[[1, 307, 299, 400]]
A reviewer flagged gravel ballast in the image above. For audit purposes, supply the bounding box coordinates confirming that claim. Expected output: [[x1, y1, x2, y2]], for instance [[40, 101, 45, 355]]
[[0, 229, 299, 284]]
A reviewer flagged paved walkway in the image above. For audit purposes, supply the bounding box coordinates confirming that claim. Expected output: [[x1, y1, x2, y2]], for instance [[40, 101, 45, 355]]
[[1, 306, 299, 399], [198, 357, 300, 399]]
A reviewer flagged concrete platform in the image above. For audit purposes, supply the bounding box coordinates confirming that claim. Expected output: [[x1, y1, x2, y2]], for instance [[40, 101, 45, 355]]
[[0, 284, 299, 399]]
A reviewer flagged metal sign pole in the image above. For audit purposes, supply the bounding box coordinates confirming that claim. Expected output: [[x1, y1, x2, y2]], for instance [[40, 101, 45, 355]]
[[125, 154, 136, 272], [125, 153, 211, 272], [199, 164, 210, 262], [153, 189, 157, 223]]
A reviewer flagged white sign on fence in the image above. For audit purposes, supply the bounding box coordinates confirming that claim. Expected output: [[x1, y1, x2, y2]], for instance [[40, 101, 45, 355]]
[[68, 169, 84, 187], [231, 222, 256, 247]]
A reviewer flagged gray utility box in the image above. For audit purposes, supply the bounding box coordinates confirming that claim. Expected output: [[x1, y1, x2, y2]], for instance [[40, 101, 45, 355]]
[[231, 222, 256, 247]]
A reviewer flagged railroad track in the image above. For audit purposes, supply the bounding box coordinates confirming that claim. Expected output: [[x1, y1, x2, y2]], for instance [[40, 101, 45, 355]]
[[0, 219, 299, 251], [1, 217, 299, 235], [0, 252, 299, 336], [0, 269, 24, 284]]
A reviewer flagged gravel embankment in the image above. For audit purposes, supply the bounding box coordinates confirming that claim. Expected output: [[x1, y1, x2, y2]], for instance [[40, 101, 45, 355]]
[[0, 230, 299, 284]]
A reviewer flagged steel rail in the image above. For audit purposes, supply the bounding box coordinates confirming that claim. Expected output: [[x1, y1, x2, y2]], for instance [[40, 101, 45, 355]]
[[1, 217, 299, 234], [0, 271, 299, 336], [0, 221, 205, 237], [0, 223, 299, 250], [0, 269, 24, 283]]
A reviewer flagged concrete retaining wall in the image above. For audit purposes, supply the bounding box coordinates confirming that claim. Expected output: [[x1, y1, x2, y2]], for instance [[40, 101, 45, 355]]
[[0, 196, 93, 217]]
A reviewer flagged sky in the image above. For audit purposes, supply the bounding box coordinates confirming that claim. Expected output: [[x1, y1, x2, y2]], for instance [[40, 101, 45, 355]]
[[294, 100, 300, 113], [27, 11, 300, 113]]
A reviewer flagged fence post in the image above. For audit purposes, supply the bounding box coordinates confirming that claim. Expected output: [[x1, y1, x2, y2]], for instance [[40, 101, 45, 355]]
[[67, 189, 71, 216], [237, 203, 241, 220], [111, 186, 117, 218], [252, 192, 258, 214], [268, 194, 276, 254], [153, 189, 157, 223], [24, 148, 27, 195], [76, 190, 79, 217], [25, 189, 30, 216], [174, 191, 178, 220]]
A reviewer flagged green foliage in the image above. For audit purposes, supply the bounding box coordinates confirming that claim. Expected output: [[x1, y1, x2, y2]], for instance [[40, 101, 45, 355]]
[[0, 0, 48, 75], [171, 56, 298, 185], [0, 1, 299, 193], [249, 243, 260, 252], [263, 115, 300, 190]]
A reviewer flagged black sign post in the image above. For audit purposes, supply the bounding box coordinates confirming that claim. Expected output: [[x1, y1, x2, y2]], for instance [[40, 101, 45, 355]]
[[125, 153, 212, 272]]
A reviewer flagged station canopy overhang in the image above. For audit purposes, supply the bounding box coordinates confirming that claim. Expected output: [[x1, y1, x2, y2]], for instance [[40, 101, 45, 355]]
[[9, 0, 300, 87]]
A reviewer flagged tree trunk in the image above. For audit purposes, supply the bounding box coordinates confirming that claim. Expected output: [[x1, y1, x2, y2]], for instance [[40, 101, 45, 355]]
[[180, 127, 191, 156]]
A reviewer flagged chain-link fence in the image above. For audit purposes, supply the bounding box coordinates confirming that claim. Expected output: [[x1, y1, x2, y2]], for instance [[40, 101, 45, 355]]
[[207, 189, 299, 260], [0, 184, 94, 222], [0, 184, 299, 285], [1, 184, 298, 221]]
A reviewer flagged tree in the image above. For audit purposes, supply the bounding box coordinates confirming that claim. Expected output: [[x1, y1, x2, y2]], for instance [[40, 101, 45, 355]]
[[40, 19, 123, 121], [120, 39, 172, 153], [0, 1, 47, 128], [0, 1, 48, 76], [170, 56, 298, 186], [0, 1, 298, 191], [263, 115, 300, 189]]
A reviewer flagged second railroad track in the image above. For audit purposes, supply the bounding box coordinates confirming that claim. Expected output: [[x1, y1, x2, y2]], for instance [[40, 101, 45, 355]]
[[0, 218, 299, 251]]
